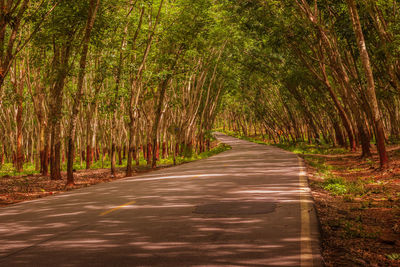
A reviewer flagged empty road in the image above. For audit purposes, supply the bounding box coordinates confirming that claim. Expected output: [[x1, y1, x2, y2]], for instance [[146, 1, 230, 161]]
[[0, 133, 322, 266]]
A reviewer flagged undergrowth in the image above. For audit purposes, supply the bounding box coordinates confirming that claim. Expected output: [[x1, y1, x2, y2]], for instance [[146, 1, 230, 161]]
[[0, 143, 231, 177], [217, 129, 347, 155], [274, 142, 348, 155]]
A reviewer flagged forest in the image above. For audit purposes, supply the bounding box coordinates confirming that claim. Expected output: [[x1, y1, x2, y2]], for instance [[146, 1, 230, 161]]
[[1, 0, 232, 185], [2, 0, 400, 181], [1, 0, 399, 178], [217, 0, 400, 169], [1, 0, 400, 265]]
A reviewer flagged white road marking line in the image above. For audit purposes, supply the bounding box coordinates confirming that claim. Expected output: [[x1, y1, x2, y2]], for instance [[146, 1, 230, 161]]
[[299, 157, 313, 267]]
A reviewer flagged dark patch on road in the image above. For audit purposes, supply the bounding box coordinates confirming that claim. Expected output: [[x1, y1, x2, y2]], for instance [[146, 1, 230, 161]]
[[193, 201, 276, 216]]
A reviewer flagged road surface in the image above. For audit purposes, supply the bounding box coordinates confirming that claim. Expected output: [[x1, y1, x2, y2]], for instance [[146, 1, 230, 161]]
[[0, 133, 322, 266]]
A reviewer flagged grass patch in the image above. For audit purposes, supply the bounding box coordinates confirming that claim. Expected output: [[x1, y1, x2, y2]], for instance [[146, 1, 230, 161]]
[[323, 176, 348, 195], [274, 142, 347, 155], [173, 143, 231, 164], [319, 175, 368, 196], [0, 163, 39, 177]]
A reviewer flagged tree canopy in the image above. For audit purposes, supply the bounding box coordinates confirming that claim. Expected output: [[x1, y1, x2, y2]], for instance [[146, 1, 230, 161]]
[[1, 0, 399, 183]]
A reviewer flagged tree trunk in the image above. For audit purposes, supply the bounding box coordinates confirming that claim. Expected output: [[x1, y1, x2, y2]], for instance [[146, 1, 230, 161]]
[[118, 146, 122, 165], [66, 0, 100, 186], [332, 120, 346, 147], [111, 5, 136, 176], [0, 0, 29, 95], [86, 95, 99, 169], [127, 2, 162, 176], [162, 141, 167, 159], [147, 142, 152, 165], [41, 126, 49, 176], [14, 66, 24, 172], [320, 63, 356, 151], [346, 0, 389, 168], [152, 78, 170, 168]]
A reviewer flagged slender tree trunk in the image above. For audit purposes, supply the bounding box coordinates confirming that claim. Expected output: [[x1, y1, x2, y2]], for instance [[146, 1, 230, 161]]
[[49, 65, 66, 179], [118, 146, 122, 165], [127, 1, 163, 175], [41, 127, 49, 176], [332, 120, 346, 147], [11, 62, 25, 172], [162, 141, 167, 159], [147, 141, 152, 165], [346, 0, 389, 168], [86, 91, 99, 169], [320, 63, 356, 151], [151, 79, 169, 168], [111, 4, 137, 176], [15, 82, 23, 172], [66, 0, 100, 185], [0, 0, 29, 95]]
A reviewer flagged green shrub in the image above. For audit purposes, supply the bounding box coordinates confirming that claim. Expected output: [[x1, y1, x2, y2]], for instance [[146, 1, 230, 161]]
[[0, 162, 39, 177], [324, 183, 348, 195], [323, 177, 347, 195]]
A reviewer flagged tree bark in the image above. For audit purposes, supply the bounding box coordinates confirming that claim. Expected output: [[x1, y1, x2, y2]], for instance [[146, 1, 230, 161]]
[[110, 3, 137, 176], [49, 43, 71, 180], [127, 1, 163, 176], [66, 0, 100, 185], [0, 0, 29, 94], [14, 64, 24, 172], [346, 0, 389, 168], [151, 78, 170, 168]]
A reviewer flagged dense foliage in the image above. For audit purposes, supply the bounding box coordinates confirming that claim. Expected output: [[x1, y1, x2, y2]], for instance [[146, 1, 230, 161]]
[[215, 0, 400, 169], [0, 0, 231, 183], [1, 0, 399, 183]]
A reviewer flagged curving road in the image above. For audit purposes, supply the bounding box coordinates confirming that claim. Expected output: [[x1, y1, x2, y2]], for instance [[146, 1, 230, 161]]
[[0, 133, 322, 266]]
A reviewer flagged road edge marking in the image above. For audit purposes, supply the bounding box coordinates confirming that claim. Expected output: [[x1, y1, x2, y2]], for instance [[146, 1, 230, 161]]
[[99, 200, 136, 216], [299, 157, 314, 267]]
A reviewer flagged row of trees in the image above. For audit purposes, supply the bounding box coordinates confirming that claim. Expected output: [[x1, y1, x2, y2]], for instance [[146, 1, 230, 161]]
[[2, 0, 398, 180], [0, 0, 231, 184], [216, 0, 400, 169]]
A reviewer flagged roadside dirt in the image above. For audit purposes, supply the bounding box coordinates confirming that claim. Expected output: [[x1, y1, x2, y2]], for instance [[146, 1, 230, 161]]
[[0, 165, 170, 207], [306, 146, 400, 266]]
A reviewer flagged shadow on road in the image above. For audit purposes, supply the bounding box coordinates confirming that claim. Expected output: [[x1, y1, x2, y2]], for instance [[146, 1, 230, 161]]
[[0, 134, 321, 266]]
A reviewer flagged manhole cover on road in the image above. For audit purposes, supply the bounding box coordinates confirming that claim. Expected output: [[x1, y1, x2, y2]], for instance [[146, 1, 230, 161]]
[[193, 201, 276, 216]]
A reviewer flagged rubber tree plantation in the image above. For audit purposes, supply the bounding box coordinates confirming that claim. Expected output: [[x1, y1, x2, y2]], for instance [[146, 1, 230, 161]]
[[1, 1, 399, 181], [1, 1, 400, 265]]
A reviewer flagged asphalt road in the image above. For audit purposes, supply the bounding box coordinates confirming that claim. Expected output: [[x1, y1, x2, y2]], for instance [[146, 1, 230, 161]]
[[0, 133, 322, 266]]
